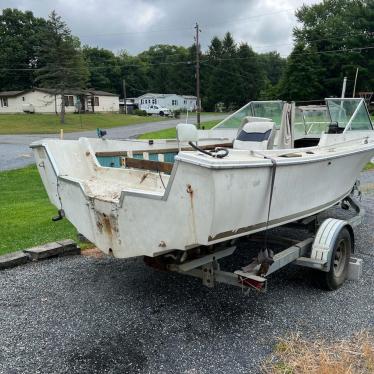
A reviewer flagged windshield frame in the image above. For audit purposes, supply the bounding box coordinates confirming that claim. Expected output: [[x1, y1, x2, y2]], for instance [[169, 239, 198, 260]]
[[212, 100, 284, 130], [325, 98, 373, 132]]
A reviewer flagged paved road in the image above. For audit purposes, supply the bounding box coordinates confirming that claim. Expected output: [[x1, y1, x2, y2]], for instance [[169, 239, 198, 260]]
[[0, 114, 226, 171], [0, 172, 373, 373]]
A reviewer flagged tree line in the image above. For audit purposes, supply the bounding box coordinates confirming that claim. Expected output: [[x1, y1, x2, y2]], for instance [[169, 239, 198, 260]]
[[0, 0, 373, 114]]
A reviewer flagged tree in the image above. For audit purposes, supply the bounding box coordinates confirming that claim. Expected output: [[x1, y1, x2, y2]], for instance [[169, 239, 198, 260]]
[[202, 36, 224, 110], [235, 43, 265, 105], [203, 33, 269, 110], [278, 44, 325, 101], [288, 0, 374, 98], [35, 11, 89, 123], [0, 9, 46, 90], [83, 47, 121, 93], [258, 52, 286, 86]]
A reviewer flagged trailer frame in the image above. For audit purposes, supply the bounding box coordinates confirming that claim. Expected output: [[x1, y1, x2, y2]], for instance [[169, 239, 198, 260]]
[[165, 194, 364, 292]]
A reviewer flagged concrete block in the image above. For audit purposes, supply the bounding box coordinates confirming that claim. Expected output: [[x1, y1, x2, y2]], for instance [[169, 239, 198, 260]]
[[0, 251, 30, 270], [23, 241, 65, 261], [23, 240, 80, 261], [56, 239, 81, 256]]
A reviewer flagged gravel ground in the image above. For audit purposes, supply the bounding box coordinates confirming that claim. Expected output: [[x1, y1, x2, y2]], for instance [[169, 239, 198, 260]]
[[0, 171, 373, 374]]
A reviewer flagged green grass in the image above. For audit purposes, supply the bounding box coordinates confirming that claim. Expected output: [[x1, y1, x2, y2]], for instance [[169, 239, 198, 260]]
[[0, 113, 167, 135], [364, 162, 374, 171], [0, 166, 80, 255], [138, 120, 220, 139]]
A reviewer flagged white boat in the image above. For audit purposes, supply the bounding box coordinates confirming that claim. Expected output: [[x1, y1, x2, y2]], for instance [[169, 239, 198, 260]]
[[31, 98, 374, 262]]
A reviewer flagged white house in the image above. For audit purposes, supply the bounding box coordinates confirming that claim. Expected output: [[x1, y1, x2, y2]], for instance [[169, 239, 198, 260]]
[[135, 93, 198, 111], [0, 88, 119, 114]]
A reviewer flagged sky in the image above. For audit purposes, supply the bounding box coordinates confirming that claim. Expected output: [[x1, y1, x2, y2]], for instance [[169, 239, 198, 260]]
[[1, 0, 321, 56]]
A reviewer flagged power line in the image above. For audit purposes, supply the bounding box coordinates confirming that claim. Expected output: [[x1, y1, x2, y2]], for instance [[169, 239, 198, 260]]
[[201, 46, 374, 62], [4, 31, 371, 69], [1, 46, 373, 72], [202, 63, 255, 81]]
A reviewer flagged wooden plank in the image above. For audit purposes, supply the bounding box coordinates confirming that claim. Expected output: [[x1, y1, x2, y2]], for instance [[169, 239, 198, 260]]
[[96, 151, 127, 157], [0, 251, 30, 270], [124, 157, 173, 174]]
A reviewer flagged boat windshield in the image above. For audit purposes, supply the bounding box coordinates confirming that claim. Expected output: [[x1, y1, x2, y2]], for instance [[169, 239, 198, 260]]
[[326, 98, 373, 131], [213, 101, 284, 129], [294, 105, 330, 137]]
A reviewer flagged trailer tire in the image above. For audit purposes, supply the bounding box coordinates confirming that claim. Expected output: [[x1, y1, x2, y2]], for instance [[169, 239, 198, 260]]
[[318, 227, 351, 290], [159, 111, 164, 116]]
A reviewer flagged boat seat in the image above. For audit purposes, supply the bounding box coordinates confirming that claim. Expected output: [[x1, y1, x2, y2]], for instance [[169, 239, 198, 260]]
[[233, 121, 276, 151]]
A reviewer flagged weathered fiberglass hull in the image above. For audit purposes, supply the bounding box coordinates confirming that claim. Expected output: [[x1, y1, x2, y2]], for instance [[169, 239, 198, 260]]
[[31, 133, 374, 259]]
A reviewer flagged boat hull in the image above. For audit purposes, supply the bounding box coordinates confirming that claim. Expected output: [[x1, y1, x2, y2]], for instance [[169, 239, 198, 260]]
[[32, 139, 373, 259]]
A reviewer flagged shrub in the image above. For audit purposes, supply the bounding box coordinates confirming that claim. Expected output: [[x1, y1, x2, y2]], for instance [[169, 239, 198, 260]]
[[134, 109, 147, 116], [173, 110, 181, 118]]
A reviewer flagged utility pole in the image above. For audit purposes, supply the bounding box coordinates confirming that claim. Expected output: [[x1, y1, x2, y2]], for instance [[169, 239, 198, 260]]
[[341, 76, 347, 98], [122, 79, 127, 114], [352, 68, 359, 97], [194, 22, 201, 128]]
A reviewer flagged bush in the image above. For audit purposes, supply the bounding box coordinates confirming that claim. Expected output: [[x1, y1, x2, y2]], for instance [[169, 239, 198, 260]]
[[133, 109, 147, 116], [173, 110, 181, 118]]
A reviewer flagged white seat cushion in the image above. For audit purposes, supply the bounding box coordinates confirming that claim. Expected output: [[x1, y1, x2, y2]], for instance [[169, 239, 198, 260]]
[[233, 121, 276, 151]]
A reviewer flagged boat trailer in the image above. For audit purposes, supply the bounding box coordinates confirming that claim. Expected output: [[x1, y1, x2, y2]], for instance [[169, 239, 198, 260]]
[[156, 194, 364, 292]]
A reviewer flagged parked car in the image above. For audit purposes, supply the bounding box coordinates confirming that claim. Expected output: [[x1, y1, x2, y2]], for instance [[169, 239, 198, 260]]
[[140, 104, 171, 116]]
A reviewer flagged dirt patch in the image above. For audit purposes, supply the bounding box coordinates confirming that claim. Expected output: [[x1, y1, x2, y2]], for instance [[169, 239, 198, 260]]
[[262, 331, 374, 374], [82, 247, 105, 258]]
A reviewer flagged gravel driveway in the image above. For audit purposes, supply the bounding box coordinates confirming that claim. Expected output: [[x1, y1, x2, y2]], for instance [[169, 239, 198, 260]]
[[0, 114, 226, 171], [0, 171, 373, 374]]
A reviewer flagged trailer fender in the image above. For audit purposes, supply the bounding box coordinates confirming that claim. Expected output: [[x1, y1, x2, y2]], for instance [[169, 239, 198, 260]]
[[311, 218, 354, 272]]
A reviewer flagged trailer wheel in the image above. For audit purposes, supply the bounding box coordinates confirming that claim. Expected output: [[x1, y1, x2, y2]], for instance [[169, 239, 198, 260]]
[[159, 111, 164, 116], [318, 227, 351, 290]]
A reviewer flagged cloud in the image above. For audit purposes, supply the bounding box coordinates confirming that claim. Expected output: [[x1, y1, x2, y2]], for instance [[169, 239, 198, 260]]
[[0, 0, 320, 56]]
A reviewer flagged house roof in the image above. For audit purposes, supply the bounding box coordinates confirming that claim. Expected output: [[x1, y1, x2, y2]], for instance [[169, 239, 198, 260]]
[[137, 93, 197, 99], [87, 90, 117, 97], [0, 90, 25, 97], [0, 88, 119, 97]]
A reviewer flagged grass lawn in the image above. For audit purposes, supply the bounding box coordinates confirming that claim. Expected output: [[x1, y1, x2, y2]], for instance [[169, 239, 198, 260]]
[[0, 166, 81, 255], [0, 112, 167, 135], [138, 120, 220, 139], [364, 162, 374, 171]]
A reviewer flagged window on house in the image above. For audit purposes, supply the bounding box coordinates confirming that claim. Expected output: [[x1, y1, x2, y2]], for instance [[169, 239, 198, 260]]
[[1, 97, 8, 107], [172, 99, 178, 106], [22, 97, 25, 101], [64, 95, 74, 106], [152, 99, 156, 104], [184, 100, 187, 104], [94, 97, 99, 106]]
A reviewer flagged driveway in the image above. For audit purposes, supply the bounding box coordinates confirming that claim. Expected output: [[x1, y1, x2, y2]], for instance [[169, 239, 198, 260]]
[[0, 172, 373, 373], [0, 114, 226, 171]]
